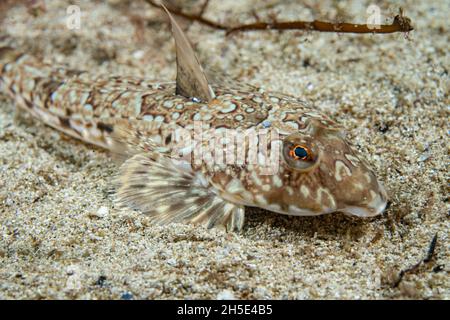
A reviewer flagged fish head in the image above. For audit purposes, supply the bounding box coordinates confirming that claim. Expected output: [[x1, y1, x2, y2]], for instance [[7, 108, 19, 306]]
[[232, 118, 388, 218]]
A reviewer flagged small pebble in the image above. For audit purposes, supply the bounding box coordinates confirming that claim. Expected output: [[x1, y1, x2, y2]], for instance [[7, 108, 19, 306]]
[[418, 152, 431, 162], [121, 292, 133, 300], [216, 289, 235, 300], [95, 206, 109, 218], [167, 258, 177, 266], [132, 50, 145, 59], [5, 197, 14, 206]]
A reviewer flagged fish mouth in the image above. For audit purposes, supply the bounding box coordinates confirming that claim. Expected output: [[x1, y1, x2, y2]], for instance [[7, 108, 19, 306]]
[[339, 182, 388, 217]]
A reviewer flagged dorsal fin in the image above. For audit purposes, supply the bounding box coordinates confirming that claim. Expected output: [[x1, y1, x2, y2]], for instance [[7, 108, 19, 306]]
[[162, 4, 215, 102]]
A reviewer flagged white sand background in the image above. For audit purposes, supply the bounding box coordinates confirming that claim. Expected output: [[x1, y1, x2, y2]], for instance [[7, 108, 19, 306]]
[[0, 0, 448, 299]]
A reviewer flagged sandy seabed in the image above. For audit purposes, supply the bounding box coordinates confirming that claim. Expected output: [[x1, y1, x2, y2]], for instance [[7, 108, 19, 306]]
[[0, 0, 448, 299]]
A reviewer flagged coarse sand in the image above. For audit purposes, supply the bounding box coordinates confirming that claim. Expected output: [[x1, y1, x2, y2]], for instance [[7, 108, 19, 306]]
[[0, 0, 448, 299]]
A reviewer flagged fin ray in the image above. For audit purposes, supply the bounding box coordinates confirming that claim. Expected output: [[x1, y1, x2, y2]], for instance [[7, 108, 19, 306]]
[[162, 5, 215, 102], [114, 153, 244, 231]]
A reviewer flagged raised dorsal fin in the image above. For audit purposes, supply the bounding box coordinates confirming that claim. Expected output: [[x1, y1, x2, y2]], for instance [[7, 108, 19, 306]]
[[162, 4, 215, 102]]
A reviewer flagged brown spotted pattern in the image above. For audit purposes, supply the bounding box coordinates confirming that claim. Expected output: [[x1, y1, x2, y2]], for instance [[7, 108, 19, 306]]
[[0, 48, 387, 220]]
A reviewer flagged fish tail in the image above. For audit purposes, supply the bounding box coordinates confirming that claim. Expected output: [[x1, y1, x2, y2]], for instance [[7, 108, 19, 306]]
[[0, 48, 117, 149], [0, 47, 55, 110], [0, 48, 67, 131]]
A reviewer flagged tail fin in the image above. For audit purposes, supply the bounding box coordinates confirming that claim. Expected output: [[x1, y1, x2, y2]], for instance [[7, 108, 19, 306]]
[[0, 48, 119, 150]]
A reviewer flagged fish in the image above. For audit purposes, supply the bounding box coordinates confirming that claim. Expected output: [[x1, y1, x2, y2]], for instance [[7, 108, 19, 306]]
[[0, 6, 388, 232]]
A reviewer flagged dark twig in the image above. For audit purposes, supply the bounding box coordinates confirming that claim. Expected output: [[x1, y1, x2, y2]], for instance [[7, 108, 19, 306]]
[[145, 0, 227, 30], [393, 233, 438, 288], [227, 18, 412, 35], [198, 0, 210, 17], [423, 233, 438, 263], [145, 1, 413, 36], [227, 8, 413, 35]]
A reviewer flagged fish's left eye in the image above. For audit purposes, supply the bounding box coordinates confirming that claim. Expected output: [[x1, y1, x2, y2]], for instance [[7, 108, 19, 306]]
[[282, 135, 320, 172], [289, 145, 311, 160]]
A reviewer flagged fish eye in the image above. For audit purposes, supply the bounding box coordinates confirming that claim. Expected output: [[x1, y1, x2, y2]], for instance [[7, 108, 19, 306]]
[[282, 135, 320, 172], [289, 145, 311, 161]]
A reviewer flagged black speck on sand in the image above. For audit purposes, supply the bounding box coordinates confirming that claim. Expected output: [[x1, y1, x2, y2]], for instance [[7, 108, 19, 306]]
[[0, 1, 448, 299]]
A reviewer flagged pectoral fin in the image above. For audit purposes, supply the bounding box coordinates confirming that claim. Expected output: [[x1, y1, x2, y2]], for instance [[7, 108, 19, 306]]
[[162, 5, 215, 102], [114, 153, 245, 231]]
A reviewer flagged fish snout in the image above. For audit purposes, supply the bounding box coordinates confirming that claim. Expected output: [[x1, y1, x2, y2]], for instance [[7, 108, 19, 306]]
[[338, 180, 388, 217]]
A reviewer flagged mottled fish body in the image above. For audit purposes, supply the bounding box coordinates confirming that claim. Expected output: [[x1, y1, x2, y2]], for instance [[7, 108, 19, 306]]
[[0, 8, 387, 231]]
